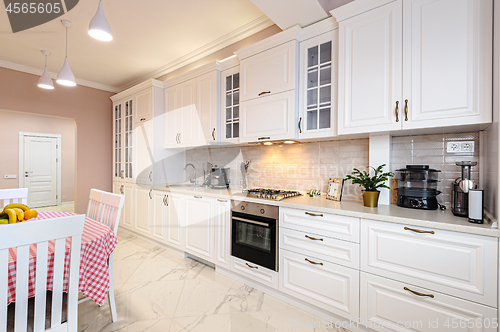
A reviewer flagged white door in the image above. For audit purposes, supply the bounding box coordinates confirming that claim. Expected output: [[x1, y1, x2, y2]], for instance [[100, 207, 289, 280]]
[[134, 187, 152, 236], [179, 80, 196, 146], [123, 184, 134, 228], [184, 195, 214, 262], [337, 0, 403, 134], [23, 136, 58, 208], [402, 0, 492, 129], [134, 89, 152, 123], [152, 190, 166, 240], [196, 71, 218, 145], [167, 194, 184, 251], [165, 86, 180, 148], [215, 198, 231, 268]]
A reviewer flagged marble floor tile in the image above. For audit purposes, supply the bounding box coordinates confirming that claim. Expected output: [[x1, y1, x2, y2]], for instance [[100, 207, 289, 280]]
[[78, 229, 350, 332]]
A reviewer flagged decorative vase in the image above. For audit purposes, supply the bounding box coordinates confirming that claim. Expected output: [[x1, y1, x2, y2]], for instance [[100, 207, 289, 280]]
[[363, 190, 380, 207]]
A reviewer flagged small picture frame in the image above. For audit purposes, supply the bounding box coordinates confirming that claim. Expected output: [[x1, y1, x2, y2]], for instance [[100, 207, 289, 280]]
[[327, 178, 344, 201]]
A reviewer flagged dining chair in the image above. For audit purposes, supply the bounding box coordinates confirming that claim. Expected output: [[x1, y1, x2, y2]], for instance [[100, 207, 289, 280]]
[[80, 191, 124, 322], [86, 189, 104, 220], [0, 188, 28, 210], [0, 214, 84, 332]]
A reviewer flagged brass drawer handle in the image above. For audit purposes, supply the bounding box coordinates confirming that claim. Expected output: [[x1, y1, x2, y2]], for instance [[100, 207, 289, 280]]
[[305, 258, 323, 266], [404, 99, 408, 121], [305, 212, 323, 217], [194, 196, 203, 199], [258, 136, 271, 140], [404, 226, 434, 234], [140, 118, 146, 122], [246, 263, 258, 269], [404, 287, 434, 298], [212, 128, 216, 140], [149, 189, 152, 199], [395, 101, 399, 122], [217, 199, 227, 202], [305, 235, 323, 241], [298, 117, 302, 133], [258, 91, 271, 96], [149, 171, 152, 181], [163, 195, 167, 206]]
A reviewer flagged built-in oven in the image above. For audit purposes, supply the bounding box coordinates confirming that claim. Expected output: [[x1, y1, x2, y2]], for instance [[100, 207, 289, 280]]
[[231, 200, 278, 271]]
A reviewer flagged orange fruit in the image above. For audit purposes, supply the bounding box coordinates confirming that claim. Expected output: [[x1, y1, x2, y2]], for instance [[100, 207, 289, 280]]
[[24, 209, 38, 220]]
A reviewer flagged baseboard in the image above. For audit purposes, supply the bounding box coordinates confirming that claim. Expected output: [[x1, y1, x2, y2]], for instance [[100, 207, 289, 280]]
[[61, 201, 74, 206]]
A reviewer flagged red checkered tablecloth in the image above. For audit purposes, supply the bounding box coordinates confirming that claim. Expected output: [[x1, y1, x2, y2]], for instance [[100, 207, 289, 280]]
[[7, 211, 117, 306]]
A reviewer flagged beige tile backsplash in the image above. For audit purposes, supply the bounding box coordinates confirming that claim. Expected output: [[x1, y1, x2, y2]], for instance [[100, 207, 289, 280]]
[[186, 139, 369, 199], [391, 132, 480, 208]]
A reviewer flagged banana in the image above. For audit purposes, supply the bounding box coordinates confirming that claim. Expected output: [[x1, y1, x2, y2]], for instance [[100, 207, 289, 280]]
[[12, 208, 24, 221], [0, 212, 7, 219], [0, 219, 8, 224], [3, 203, 30, 212], [4, 209, 17, 223]]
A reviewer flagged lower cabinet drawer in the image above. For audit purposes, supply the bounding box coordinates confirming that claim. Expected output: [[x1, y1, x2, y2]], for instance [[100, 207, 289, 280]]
[[360, 272, 498, 332], [279, 249, 359, 321], [280, 227, 359, 269], [231, 256, 278, 289]]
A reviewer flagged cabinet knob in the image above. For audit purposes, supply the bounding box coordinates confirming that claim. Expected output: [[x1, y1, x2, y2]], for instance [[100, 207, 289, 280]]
[[140, 118, 146, 122], [404, 99, 408, 121], [149, 189, 152, 199], [212, 128, 216, 141], [395, 101, 399, 122], [258, 91, 271, 97], [298, 117, 302, 133], [149, 171, 152, 181]]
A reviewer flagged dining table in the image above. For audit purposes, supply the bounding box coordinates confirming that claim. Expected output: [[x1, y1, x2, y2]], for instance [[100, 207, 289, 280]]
[[6, 211, 117, 306]]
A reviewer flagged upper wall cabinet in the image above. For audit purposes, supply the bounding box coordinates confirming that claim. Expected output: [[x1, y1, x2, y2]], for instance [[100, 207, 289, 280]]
[[111, 79, 164, 183], [298, 19, 339, 139], [220, 57, 241, 144], [332, 0, 492, 135], [164, 62, 220, 148], [235, 26, 301, 143]]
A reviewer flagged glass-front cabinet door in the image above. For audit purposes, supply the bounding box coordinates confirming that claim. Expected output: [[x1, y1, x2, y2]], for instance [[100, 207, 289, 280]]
[[221, 66, 240, 143], [113, 98, 134, 182], [299, 30, 338, 139]]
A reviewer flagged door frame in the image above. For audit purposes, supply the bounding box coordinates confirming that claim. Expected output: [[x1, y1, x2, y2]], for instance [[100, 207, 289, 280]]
[[18, 132, 62, 206]]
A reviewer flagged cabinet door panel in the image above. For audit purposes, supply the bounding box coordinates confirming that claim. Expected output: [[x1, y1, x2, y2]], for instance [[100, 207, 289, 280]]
[[196, 72, 218, 145], [134, 120, 153, 185], [135, 89, 152, 122], [112, 182, 126, 228], [215, 199, 231, 268], [180, 80, 196, 146], [338, 0, 403, 134], [184, 196, 214, 262], [164, 86, 180, 148], [361, 272, 497, 332], [240, 41, 297, 101], [152, 191, 166, 240], [279, 249, 359, 320], [122, 184, 134, 228], [403, 0, 492, 128], [134, 187, 152, 236], [361, 219, 498, 307], [240, 90, 296, 143], [167, 194, 184, 250]]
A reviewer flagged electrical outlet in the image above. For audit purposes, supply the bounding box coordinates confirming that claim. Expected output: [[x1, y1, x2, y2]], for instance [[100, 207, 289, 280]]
[[461, 141, 475, 152], [4, 175, 16, 179], [446, 142, 461, 153]]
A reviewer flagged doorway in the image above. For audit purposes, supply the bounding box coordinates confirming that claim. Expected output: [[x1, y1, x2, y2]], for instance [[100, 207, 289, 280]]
[[18, 132, 61, 208]]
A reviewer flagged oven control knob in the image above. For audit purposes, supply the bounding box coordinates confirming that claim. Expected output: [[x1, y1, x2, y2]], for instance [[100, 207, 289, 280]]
[[241, 205, 245, 211], [260, 208, 265, 214]]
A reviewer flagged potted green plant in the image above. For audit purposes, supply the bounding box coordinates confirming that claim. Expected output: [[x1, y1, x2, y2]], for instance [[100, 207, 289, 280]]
[[345, 164, 394, 207]]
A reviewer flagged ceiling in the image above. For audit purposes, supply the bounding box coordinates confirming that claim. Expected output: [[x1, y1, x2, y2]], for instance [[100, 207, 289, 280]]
[[0, 0, 271, 91]]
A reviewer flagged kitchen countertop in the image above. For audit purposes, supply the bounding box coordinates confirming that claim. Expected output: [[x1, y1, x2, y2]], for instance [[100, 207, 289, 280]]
[[151, 183, 499, 238]]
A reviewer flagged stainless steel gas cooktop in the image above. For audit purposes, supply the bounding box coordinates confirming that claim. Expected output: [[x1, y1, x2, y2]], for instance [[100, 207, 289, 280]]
[[242, 188, 301, 201]]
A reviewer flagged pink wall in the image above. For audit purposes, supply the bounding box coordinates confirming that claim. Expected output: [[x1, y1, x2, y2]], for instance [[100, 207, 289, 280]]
[[0, 67, 113, 213], [0, 110, 76, 202]]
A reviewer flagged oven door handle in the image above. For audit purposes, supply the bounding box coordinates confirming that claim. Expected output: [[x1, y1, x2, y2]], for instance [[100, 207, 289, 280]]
[[232, 216, 269, 227]]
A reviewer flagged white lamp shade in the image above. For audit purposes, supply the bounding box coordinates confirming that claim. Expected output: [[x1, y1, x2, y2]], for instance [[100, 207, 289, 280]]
[[56, 57, 76, 86], [38, 66, 54, 89], [88, 1, 112, 41]]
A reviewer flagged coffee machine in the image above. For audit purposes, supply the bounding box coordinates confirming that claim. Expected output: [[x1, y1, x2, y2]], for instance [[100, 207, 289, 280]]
[[202, 165, 230, 189], [452, 161, 477, 217]]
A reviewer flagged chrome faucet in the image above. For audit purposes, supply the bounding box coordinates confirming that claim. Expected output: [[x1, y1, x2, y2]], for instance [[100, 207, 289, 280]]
[[184, 163, 196, 185]]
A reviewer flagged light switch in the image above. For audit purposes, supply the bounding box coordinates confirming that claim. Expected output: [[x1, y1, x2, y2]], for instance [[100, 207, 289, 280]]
[[4, 175, 17, 179]]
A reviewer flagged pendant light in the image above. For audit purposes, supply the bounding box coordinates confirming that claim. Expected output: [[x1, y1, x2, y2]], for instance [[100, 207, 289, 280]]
[[38, 50, 54, 89], [57, 20, 76, 87], [88, 1, 112, 41]]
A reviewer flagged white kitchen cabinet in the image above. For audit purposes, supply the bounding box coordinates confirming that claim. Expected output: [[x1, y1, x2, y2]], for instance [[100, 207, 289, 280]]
[[152, 190, 168, 241], [134, 89, 153, 123], [134, 186, 153, 236], [231, 256, 279, 289], [220, 64, 240, 144], [401, 0, 492, 129], [361, 219, 498, 308], [239, 41, 297, 102], [164, 61, 221, 148], [279, 249, 359, 321], [112, 182, 125, 228], [112, 98, 134, 183], [333, 0, 492, 135], [133, 119, 153, 185], [214, 198, 231, 269], [360, 272, 497, 332], [166, 193, 184, 251], [239, 90, 296, 143], [336, 0, 403, 134], [114, 182, 134, 230], [299, 29, 338, 139], [184, 195, 214, 263]]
